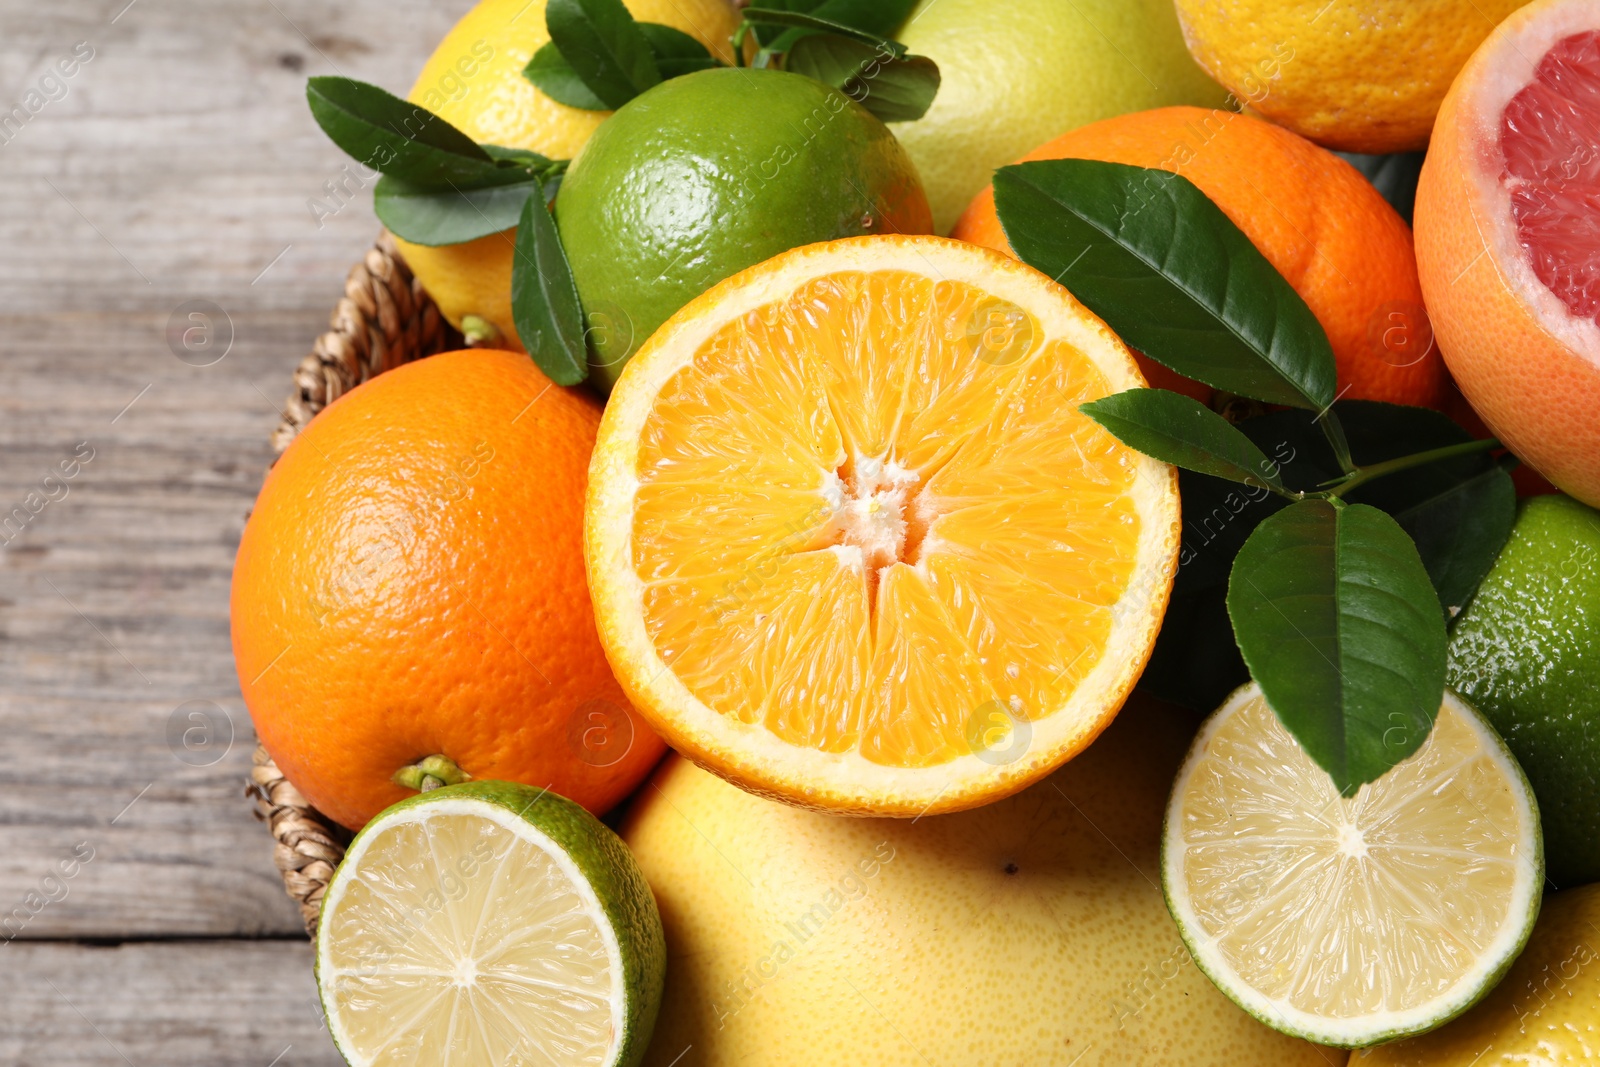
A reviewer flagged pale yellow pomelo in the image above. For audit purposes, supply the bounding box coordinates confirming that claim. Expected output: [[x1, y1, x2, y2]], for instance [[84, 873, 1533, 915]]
[[392, 0, 741, 348], [620, 695, 1340, 1066], [894, 0, 1228, 231]]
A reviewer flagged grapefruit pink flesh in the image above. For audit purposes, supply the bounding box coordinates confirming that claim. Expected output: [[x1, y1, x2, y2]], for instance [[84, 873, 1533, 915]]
[[1502, 29, 1600, 324]]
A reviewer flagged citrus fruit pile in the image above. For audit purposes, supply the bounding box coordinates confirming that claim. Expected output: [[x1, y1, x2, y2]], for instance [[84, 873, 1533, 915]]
[[234, 0, 1600, 1063]]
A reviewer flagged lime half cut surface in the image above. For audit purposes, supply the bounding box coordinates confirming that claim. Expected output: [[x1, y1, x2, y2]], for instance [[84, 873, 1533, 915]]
[[1162, 683, 1542, 1048], [315, 782, 665, 1067]]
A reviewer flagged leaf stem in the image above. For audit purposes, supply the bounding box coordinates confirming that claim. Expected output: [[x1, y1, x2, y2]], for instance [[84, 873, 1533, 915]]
[[731, 22, 749, 67], [1316, 407, 1357, 475], [1325, 437, 1502, 499]]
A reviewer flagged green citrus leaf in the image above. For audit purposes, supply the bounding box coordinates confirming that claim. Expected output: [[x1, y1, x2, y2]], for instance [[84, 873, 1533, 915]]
[[524, 41, 611, 109], [485, 145, 568, 202], [546, 0, 661, 110], [744, 6, 907, 55], [374, 177, 544, 245], [636, 22, 721, 78], [511, 196, 588, 386], [783, 34, 937, 122], [1140, 401, 1514, 710], [306, 76, 502, 189], [1227, 499, 1448, 795], [993, 159, 1338, 410], [748, 0, 917, 53], [1395, 464, 1517, 619], [374, 151, 567, 246], [1080, 389, 1286, 491]]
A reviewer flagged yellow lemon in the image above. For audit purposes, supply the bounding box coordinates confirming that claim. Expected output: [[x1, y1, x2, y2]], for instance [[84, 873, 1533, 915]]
[[1173, 0, 1532, 153]]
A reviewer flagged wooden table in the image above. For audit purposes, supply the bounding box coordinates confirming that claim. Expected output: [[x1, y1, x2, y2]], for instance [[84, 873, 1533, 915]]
[[0, 3, 462, 1061]]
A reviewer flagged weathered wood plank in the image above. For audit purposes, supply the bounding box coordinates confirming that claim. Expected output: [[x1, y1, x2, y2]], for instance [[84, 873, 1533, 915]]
[[0, 0, 458, 314], [0, 0, 461, 936], [0, 939, 341, 1067]]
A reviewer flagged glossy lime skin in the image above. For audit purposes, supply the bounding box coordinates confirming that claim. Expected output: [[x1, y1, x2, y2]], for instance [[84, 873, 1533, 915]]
[[554, 67, 934, 390], [1447, 494, 1600, 888]]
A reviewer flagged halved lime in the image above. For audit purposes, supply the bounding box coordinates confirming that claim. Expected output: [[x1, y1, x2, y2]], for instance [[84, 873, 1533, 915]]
[[315, 781, 665, 1067], [1162, 682, 1542, 1048]]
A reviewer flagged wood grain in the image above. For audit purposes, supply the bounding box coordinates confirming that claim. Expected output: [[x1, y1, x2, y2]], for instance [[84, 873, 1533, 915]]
[[0, 0, 458, 1058], [0, 0, 459, 940], [0, 940, 341, 1066]]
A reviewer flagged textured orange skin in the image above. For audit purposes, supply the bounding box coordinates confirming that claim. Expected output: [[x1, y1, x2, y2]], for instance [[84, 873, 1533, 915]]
[[1414, 3, 1600, 509], [952, 107, 1446, 408], [231, 350, 665, 830]]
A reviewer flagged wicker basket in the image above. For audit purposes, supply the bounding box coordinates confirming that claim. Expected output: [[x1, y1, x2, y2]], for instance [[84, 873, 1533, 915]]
[[246, 232, 460, 936]]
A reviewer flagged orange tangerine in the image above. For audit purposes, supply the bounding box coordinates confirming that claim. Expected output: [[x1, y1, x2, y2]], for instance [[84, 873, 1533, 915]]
[[954, 107, 1446, 409]]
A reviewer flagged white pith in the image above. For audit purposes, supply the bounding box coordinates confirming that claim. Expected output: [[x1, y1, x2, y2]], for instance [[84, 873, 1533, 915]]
[[316, 798, 627, 1067]]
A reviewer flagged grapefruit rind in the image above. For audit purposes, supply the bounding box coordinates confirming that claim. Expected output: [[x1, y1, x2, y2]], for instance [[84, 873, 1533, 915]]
[[1415, 0, 1600, 507], [1161, 683, 1543, 1048], [585, 235, 1180, 816]]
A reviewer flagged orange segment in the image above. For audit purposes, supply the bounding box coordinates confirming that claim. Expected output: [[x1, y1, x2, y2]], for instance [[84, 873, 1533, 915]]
[[586, 236, 1180, 815]]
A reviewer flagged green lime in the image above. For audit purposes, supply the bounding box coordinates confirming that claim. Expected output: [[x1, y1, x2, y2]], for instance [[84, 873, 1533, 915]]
[[316, 781, 665, 1067], [1447, 492, 1600, 888], [553, 66, 934, 390]]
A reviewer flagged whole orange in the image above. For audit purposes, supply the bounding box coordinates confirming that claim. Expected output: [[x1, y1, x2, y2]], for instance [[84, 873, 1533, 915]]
[[231, 349, 664, 830], [1414, 0, 1600, 509], [953, 106, 1446, 408]]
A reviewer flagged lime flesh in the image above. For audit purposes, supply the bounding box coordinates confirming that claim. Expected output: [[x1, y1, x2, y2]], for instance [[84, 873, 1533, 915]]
[[316, 781, 665, 1067], [1163, 683, 1543, 1048]]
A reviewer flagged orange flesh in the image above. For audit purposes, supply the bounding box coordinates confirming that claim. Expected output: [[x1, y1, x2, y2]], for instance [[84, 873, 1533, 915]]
[[629, 269, 1143, 768]]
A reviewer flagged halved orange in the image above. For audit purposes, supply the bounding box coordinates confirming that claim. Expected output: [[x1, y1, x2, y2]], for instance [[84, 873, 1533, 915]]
[[585, 236, 1180, 815]]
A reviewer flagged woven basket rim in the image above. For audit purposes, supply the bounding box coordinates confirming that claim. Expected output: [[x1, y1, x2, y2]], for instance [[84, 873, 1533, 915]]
[[251, 231, 458, 936]]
